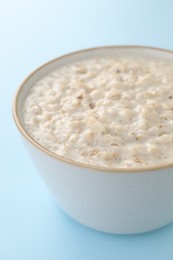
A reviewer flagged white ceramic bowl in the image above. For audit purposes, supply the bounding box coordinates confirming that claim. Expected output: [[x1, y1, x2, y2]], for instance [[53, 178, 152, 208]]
[[13, 46, 173, 234]]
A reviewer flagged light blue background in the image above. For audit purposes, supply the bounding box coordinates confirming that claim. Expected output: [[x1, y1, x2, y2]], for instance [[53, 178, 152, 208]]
[[1, 0, 173, 259]]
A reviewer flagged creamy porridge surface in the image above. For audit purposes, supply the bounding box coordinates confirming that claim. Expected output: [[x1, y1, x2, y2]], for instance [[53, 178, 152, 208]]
[[23, 56, 173, 168]]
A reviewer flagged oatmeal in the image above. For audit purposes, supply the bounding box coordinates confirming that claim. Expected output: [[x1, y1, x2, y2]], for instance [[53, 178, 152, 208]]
[[23, 56, 173, 168]]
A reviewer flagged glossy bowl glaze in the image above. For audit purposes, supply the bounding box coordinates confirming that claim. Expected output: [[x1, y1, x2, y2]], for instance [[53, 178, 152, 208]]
[[13, 46, 173, 234]]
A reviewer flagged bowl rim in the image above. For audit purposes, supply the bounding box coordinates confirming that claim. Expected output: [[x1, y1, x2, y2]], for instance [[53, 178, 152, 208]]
[[12, 45, 173, 173]]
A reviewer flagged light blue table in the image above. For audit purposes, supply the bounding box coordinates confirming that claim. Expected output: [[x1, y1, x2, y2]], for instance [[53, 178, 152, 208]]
[[1, 0, 173, 259]]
